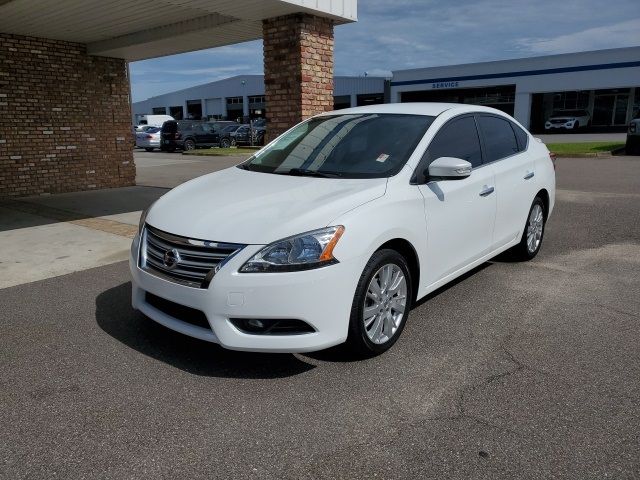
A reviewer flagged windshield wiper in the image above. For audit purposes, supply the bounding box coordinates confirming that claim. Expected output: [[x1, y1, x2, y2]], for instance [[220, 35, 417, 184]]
[[286, 168, 342, 178]]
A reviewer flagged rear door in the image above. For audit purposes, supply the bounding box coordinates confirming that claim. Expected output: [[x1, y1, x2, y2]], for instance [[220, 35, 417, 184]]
[[476, 114, 536, 250], [416, 115, 497, 286]]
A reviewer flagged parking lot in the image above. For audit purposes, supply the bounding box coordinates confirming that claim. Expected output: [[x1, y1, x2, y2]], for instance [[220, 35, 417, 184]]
[[2, 152, 639, 479]]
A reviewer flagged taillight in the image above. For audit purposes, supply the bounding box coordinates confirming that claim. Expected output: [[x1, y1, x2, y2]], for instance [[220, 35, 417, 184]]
[[175, 133, 181, 140], [549, 152, 557, 170], [145, 134, 153, 139]]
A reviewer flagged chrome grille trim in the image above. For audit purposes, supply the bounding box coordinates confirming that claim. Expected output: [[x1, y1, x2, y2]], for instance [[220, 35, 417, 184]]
[[140, 225, 246, 288]]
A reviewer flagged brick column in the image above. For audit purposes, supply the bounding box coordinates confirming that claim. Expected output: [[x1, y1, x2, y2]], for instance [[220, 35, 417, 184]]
[[0, 33, 135, 198], [262, 14, 334, 140]]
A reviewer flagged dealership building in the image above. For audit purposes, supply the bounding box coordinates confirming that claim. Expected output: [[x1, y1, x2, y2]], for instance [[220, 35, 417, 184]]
[[134, 46, 640, 134], [132, 75, 386, 123], [390, 46, 640, 133]]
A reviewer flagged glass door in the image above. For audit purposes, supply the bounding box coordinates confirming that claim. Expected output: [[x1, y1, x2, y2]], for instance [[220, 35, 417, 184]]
[[613, 95, 629, 125], [593, 94, 630, 126], [593, 95, 614, 126]]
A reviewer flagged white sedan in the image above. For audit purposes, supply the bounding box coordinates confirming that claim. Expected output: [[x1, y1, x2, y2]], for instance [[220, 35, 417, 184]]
[[130, 103, 555, 355]]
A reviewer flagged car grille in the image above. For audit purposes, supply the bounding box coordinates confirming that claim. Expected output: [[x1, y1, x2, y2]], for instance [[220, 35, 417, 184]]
[[140, 225, 245, 288]]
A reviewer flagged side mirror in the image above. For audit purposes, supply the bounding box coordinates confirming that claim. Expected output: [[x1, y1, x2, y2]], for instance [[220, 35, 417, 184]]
[[427, 157, 472, 180]]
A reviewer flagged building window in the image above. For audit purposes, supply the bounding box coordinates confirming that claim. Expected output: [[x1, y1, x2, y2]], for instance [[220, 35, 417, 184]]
[[226, 97, 243, 104], [552, 91, 589, 111], [152, 107, 166, 114], [357, 93, 384, 106], [249, 95, 265, 104], [334, 95, 351, 110], [169, 106, 183, 120]]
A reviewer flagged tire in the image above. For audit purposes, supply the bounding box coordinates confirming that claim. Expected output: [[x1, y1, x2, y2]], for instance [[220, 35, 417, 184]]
[[510, 196, 546, 260], [183, 139, 196, 151], [144, 147, 154, 152], [572, 122, 579, 131], [626, 137, 640, 155], [220, 138, 231, 148], [345, 249, 413, 356]]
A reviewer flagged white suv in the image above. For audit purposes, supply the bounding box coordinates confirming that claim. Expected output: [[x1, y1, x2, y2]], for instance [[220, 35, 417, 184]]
[[545, 109, 590, 131], [130, 103, 556, 356]]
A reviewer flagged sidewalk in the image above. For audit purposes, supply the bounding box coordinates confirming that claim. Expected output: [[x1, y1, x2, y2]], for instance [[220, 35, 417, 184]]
[[1, 151, 237, 288]]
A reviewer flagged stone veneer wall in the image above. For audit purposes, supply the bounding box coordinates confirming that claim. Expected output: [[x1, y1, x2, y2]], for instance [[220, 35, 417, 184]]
[[0, 33, 134, 198], [262, 14, 334, 140]]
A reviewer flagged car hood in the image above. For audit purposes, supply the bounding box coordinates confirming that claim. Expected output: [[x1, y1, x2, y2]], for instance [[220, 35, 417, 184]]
[[145, 166, 387, 244]]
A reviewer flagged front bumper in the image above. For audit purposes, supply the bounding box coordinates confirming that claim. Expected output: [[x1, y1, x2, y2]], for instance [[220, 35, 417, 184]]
[[545, 122, 575, 130], [129, 233, 361, 352]]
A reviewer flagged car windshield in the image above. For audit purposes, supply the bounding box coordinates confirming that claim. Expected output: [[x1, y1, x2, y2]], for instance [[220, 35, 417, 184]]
[[239, 113, 435, 179], [223, 125, 239, 132]]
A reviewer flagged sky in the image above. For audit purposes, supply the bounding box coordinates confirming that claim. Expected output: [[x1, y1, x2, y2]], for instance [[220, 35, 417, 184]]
[[130, 0, 640, 102]]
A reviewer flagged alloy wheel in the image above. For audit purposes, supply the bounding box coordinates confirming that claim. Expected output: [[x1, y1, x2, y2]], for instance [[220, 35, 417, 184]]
[[363, 263, 407, 344], [526, 204, 544, 253]]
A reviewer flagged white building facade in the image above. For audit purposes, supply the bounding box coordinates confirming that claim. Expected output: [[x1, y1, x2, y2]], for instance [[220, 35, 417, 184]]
[[132, 75, 385, 123], [390, 47, 640, 132]]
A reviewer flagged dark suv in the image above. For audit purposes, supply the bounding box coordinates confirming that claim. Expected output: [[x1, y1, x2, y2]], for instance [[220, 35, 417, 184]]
[[160, 120, 237, 151]]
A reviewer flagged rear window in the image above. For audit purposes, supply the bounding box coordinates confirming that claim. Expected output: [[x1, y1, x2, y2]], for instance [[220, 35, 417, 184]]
[[161, 121, 177, 133]]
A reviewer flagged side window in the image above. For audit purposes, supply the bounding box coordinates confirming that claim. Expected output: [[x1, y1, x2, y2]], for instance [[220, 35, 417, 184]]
[[423, 116, 483, 167], [511, 122, 529, 151], [477, 116, 519, 161]]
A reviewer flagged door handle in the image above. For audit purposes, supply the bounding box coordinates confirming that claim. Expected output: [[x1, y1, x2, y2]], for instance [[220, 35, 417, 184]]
[[479, 186, 495, 197], [524, 171, 535, 180]]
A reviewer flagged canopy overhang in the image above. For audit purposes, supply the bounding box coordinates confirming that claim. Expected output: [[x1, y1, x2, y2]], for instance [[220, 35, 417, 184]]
[[0, 0, 356, 60]]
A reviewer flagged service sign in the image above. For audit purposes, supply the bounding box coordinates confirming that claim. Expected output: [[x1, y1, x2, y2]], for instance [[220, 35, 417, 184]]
[[431, 81, 460, 89]]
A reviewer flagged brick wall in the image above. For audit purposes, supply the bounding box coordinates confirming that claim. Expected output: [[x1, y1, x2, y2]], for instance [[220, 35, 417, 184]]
[[263, 14, 334, 140], [0, 33, 135, 198]]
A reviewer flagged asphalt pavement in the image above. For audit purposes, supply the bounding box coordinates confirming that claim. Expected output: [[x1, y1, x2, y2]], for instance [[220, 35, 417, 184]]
[[2, 155, 639, 479]]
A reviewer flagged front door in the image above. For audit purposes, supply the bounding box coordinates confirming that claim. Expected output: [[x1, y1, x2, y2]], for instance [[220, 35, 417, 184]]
[[415, 115, 497, 287]]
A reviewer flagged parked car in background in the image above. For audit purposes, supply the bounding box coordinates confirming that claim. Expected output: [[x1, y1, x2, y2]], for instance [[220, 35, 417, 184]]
[[220, 124, 265, 147], [136, 114, 174, 131], [132, 103, 555, 356], [136, 127, 161, 151], [545, 110, 590, 131], [160, 120, 236, 151], [627, 112, 640, 154]]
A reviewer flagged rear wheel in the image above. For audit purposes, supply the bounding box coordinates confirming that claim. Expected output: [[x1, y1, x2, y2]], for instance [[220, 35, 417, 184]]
[[346, 249, 412, 356], [511, 197, 546, 260], [183, 139, 196, 151], [144, 147, 154, 152]]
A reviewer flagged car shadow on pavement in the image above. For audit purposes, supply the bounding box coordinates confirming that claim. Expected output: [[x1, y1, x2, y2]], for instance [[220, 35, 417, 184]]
[[304, 262, 493, 363], [95, 282, 316, 379]]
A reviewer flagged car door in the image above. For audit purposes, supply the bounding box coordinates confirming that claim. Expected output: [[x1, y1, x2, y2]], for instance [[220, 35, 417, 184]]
[[476, 114, 536, 250], [415, 115, 497, 286]]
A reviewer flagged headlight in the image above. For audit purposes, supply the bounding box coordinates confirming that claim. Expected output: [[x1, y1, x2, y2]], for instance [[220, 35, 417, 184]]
[[239, 226, 345, 273]]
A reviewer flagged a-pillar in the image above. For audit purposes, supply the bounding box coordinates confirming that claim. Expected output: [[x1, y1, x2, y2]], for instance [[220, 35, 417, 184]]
[[262, 13, 334, 141]]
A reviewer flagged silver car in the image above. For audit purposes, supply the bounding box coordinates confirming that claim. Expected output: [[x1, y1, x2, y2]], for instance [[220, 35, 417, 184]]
[[136, 127, 161, 152]]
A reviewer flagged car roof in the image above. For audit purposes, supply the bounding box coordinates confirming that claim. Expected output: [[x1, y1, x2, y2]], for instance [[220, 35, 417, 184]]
[[317, 102, 509, 117]]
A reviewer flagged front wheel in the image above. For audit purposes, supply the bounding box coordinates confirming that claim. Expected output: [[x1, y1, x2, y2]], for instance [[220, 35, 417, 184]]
[[183, 139, 196, 151], [220, 138, 231, 148], [144, 147, 154, 152], [346, 249, 412, 356], [510, 197, 546, 260]]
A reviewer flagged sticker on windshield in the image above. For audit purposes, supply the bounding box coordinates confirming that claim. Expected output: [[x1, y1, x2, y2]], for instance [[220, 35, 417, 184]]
[[376, 153, 390, 163]]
